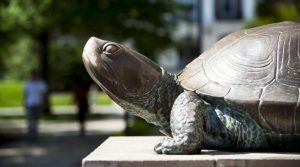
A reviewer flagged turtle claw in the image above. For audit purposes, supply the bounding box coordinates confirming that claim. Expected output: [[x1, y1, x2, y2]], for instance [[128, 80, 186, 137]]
[[154, 137, 181, 154], [154, 142, 163, 154], [154, 138, 167, 154]]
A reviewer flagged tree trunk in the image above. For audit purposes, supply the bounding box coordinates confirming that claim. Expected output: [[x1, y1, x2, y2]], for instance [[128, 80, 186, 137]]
[[38, 31, 49, 82], [38, 31, 51, 115]]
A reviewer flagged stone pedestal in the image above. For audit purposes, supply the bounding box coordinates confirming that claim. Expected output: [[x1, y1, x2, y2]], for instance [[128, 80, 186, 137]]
[[83, 136, 300, 167]]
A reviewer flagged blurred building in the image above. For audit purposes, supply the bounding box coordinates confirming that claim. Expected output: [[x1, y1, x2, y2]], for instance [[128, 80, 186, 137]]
[[201, 0, 257, 50], [159, 0, 258, 71]]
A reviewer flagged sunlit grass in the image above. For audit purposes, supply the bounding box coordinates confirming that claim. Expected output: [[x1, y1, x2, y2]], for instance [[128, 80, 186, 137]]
[[0, 81, 24, 107], [97, 93, 112, 105], [50, 93, 73, 106], [0, 81, 112, 107], [50, 92, 112, 106]]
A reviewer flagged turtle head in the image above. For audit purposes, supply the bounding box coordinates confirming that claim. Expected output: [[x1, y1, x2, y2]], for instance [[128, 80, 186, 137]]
[[82, 37, 163, 104], [83, 37, 182, 128]]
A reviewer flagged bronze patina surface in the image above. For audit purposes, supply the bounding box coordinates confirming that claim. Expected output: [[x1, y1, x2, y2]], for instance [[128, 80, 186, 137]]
[[83, 21, 300, 154]]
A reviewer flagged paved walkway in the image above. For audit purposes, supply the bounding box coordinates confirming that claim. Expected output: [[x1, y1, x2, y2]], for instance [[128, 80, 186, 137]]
[[0, 104, 126, 167], [0, 134, 109, 167]]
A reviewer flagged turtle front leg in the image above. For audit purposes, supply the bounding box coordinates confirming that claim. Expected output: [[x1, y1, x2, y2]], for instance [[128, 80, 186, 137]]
[[154, 91, 205, 154]]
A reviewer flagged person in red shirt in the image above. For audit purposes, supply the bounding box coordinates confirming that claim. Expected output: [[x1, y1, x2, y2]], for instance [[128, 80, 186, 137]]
[[73, 81, 89, 136]]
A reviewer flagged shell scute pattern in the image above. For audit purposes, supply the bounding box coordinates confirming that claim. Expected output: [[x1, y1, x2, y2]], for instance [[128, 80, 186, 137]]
[[277, 29, 300, 86], [179, 22, 300, 103], [179, 22, 300, 134]]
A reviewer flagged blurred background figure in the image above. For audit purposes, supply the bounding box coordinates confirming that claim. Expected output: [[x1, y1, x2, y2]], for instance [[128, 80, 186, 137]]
[[73, 80, 90, 137], [24, 70, 48, 141]]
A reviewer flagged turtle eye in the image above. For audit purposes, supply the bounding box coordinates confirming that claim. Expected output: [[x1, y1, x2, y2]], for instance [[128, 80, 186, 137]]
[[103, 43, 120, 56]]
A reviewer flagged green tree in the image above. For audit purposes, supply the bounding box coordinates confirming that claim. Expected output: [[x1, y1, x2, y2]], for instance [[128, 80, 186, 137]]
[[247, 0, 300, 28], [0, 0, 178, 84]]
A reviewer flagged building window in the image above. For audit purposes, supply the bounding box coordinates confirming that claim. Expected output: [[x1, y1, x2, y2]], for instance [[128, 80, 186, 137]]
[[215, 0, 242, 20]]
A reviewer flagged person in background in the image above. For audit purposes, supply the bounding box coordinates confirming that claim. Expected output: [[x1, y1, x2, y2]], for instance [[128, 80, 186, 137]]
[[24, 70, 48, 141], [73, 81, 89, 136]]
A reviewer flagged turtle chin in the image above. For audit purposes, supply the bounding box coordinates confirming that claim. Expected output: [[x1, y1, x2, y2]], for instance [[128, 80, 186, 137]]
[[83, 59, 122, 104]]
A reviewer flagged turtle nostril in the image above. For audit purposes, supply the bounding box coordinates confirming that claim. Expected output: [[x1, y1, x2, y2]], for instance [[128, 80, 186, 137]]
[[103, 43, 120, 55]]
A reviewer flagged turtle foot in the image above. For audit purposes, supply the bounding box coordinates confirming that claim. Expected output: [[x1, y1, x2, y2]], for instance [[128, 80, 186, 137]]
[[154, 137, 182, 154], [154, 137, 199, 154]]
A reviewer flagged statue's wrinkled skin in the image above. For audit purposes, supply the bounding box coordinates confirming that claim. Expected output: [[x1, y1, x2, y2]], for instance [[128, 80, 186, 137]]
[[83, 22, 300, 154]]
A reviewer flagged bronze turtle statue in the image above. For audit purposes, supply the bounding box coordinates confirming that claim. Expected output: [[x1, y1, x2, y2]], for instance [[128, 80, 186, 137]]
[[82, 21, 300, 154]]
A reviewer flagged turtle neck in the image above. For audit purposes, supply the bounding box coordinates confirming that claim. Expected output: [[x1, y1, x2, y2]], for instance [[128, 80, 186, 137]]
[[120, 68, 183, 131]]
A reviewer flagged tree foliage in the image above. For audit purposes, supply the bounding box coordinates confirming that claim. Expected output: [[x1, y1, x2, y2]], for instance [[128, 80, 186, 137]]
[[0, 0, 179, 90], [247, 0, 300, 28]]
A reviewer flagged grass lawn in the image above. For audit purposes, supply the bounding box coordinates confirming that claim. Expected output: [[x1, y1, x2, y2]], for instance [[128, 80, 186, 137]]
[[0, 81, 24, 107], [0, 81, 112, 107], [96, 93, 112, 105], [50, 92, 112, 106]]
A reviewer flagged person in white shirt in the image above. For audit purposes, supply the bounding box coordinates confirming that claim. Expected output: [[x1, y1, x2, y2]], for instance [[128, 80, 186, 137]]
[[24, 70, 47, 141]]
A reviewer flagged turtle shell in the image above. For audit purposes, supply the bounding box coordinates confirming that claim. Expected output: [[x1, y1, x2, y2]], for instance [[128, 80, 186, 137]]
[[178, 21, 300, 134]]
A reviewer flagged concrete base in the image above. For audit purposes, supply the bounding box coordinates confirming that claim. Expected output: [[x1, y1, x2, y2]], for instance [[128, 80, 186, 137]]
[[83, 136, 300, 167]]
